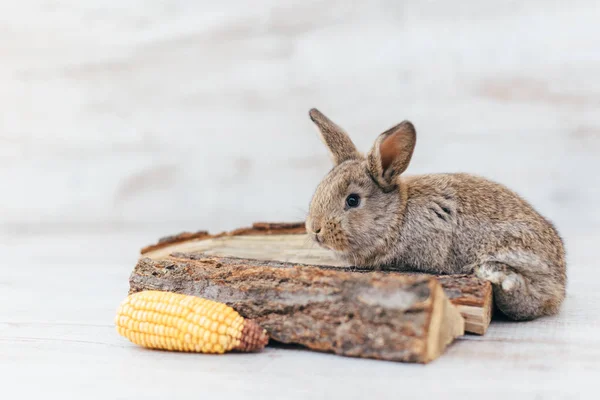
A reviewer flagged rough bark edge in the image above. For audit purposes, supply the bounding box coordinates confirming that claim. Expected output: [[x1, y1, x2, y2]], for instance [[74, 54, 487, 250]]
[[129, 255, 464, 363], [139, 224, 493, 335], [435, 275, 492, 307], [140, 222, 306, 254], [435, 275, 493, 335]]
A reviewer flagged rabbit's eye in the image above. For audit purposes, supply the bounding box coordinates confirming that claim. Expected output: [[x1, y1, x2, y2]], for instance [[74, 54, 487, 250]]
[[345, 193, 361, 208]]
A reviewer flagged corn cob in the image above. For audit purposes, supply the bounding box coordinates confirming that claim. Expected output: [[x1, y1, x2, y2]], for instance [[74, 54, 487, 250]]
[[115, 290, 269, 353]]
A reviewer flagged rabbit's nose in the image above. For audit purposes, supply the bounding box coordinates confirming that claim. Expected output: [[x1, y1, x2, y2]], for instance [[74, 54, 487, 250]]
[[311, 220, 322, 234]]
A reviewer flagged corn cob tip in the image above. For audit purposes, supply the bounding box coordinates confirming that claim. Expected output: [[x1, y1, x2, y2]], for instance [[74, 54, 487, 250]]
[[235, 319, 269, 352]]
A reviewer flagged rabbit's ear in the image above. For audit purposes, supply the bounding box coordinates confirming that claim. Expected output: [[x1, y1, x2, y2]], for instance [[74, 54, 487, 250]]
[[309, 108, 360, 165], [367, 121, 416, 190]]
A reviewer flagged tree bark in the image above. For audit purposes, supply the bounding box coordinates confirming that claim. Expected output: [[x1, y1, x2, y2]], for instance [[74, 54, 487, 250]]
[[130, 253, 464, 363], [138, 222, 493, 334]]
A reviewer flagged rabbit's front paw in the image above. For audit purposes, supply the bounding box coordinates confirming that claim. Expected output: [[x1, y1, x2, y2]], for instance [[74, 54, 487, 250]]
[[474, 263, 523, 292]]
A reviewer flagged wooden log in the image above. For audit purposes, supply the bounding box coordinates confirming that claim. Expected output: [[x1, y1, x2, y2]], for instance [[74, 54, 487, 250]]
[[130, 254, 464, 363], [435, 275, 492, 335], [139, 222, 493, 334]]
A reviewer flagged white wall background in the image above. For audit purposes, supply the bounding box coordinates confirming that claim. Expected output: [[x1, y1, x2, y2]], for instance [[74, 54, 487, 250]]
[[1, 0, 599, 240]]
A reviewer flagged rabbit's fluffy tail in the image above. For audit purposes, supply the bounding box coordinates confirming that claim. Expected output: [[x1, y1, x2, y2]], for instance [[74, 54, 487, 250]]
[[475, 260, 565, 320]]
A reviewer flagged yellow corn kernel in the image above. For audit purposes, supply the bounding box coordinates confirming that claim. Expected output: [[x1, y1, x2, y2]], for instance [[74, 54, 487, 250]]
[[115, 291, 268, 354]]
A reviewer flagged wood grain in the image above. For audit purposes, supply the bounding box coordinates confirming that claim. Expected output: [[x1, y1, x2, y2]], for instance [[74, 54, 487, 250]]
[[140, 223, 493, 334], [140, 222, 306, 254]]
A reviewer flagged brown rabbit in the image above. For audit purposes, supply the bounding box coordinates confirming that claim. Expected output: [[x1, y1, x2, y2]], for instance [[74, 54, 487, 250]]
[[305, 108, 566, 321]]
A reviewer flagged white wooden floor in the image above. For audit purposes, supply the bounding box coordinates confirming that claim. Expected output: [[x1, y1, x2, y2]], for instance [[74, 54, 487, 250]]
[[1, 231, 598, 398], [2, 1, 600, 398]]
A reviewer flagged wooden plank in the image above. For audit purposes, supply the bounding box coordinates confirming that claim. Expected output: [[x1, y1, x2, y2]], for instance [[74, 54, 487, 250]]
[[130, 254, 464, 363], [140, 223, 493, 334]]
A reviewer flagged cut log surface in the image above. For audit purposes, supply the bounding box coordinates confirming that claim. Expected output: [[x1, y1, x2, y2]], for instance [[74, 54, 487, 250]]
[[130, 254, 464, 363], [435, 275, 492, 335], [140, 222, 493, 335]]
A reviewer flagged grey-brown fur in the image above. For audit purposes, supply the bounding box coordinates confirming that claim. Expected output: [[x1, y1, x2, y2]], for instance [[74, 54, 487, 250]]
[[306, 108, 566, 321]]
